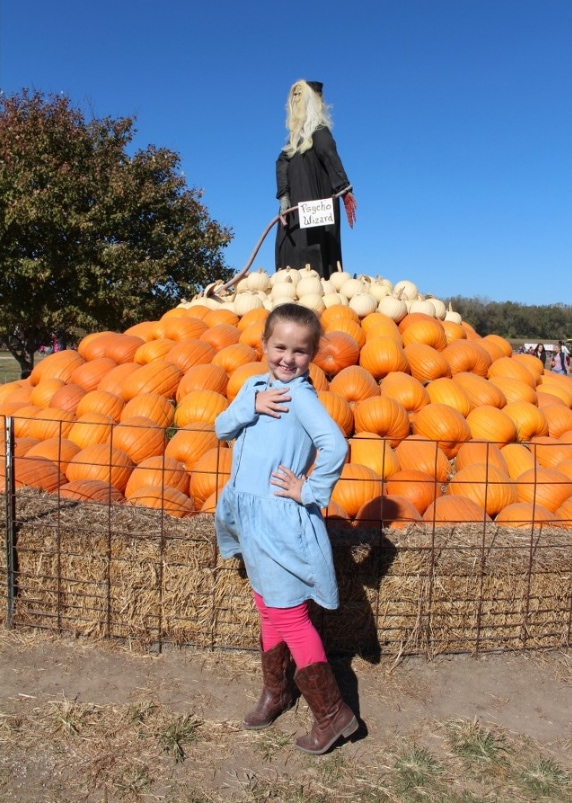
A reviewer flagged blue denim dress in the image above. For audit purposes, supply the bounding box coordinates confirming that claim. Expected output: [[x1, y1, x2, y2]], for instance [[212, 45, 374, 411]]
[[214, 372, 347, 609]]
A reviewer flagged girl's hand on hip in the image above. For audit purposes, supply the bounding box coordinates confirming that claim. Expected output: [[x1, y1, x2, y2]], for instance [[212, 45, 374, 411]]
[[256, 387, 291, 417], [271, 465, 305, 503]]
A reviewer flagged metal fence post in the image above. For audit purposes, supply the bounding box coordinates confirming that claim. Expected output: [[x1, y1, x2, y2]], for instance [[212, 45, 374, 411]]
[[5, 417, 16, 628]]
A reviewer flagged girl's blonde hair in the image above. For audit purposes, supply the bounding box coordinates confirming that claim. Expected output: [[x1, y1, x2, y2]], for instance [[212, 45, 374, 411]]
[[263, 303, 322, 356], [283, 80, 333, 157]]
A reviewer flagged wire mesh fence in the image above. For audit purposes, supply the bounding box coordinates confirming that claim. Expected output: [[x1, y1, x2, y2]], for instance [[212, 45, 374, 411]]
[[2, 416, 572, 658]]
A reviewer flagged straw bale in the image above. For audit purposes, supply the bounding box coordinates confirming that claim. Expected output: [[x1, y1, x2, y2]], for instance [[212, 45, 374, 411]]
[[2, 489, 571, 657]]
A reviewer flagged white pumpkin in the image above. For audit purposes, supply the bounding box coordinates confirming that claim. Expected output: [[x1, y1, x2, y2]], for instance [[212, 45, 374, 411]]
[[445, 303, 463, 325], [329, 269, 352, 291], [296, 276, 323, 298], [271, 267, 300, 287], [247, 269, 271, 293], [377, 294, 408, 322], [234, 292, 264, 316], [271, 280, 297, 300], [409, 299, 436, 317], [428, 296, 447, 320], [298, 293, 326, 314], [349, 293, 378, 318], [322, 292, 348, 308], [339, 278, 365, 299], [393, 279, 418, 300]]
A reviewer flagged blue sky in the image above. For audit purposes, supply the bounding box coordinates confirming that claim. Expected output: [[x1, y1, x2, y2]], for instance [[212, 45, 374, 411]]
[[1, 0, 571, 306]]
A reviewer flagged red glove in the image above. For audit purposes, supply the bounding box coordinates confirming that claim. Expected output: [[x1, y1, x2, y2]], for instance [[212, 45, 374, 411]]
[[343, 192, 357, 228]]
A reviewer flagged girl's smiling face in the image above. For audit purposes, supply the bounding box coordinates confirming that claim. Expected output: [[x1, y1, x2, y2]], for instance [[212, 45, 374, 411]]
[[263, 321, 315, 383]]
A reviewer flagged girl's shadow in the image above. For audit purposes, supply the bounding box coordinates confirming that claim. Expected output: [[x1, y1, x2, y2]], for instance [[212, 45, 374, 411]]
[[309, 523, 398, 744]]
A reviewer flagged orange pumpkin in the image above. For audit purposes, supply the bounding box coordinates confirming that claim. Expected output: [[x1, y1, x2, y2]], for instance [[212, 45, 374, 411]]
[[385, 469, 442, 514], [394, 435, 451, 483], [515, 466, 572, 512], [317, 391, 354, 436], [500, 443, 537, 480], [29, 378, 66, 408], [441, 340, 492, 377], [425, 377, 472, 417], [66, 444, 134, 492], [177, 363, 230, 402], [448, 463, 517, 516], [226, 362, 266, 402], [528, 436, 572, 470], [411, 403, 471, 458], [353, 396, 410, 447], [330, 463, 383, 518], [353, 493, 422, 530], [554, 497, 572, 528], [165, 422, 220, 470], [320, 304, 359, 329], [165, 339, 216, 374], [313, 332, 360, 376], [29, 349, 85, 385], [160, 316, 208, 341], [465, 405, 517, 446], [322, 317, 365, 349], [487, 357, 537, 389], [48, 383, 86, 414], [199, 323, 240, 352], [75, 390, 125, 422], [401, 318, 448, 352], [211, 344, 258, 376], [236, 307, 269, 332], [25, 437, 81, 472], [120, 393, 175, 428], [361, 313, 402, 344], [541, 404, 572, 439], [174, 389, 229, 428], [455, 441, 509, 475], [482, 333, 513, 358], [329, 365, 380, 404], [423, 495, 491, 525], [59, 479, 125, 504], [451, 372, 506, 409], [359, 337, 409, 380], [379, 371, 430, 415], [68, 413, 115, 449], [111, 416, 168, 464], [238, 321, 266, 358], [487, 375, 538, 405], [403, 343, 451, 383], [12, 455, 66, 492], [189, 446, 233, 506], [122, 360, 182, 401], [495, 502, 557, 529], [348, 432, 399, 480], [28, 407, 75, 441], [124, 454, 189, 499], [203, 308, 240, 328], [502, 401, 549, 442], [126, 485, 195, 518], [96, 363, 140, 396], [134, 338, 176, 364]]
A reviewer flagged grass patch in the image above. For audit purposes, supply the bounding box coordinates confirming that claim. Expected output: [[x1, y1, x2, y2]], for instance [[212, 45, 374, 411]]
[[157, 713, 203, 763]]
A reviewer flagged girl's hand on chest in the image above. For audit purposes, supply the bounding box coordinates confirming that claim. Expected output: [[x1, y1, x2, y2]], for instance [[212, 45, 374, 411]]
[[255, 387, 291, 418]]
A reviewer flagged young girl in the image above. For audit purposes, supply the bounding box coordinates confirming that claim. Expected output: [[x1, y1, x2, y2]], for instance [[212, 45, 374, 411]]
[[215, 303, 358, 754]]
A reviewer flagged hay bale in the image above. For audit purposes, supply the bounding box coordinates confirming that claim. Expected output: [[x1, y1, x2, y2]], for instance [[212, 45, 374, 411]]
[[2, 489, 571, 657]]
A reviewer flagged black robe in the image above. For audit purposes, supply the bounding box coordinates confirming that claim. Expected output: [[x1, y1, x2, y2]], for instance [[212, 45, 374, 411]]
[[275, 126, 351, 279]]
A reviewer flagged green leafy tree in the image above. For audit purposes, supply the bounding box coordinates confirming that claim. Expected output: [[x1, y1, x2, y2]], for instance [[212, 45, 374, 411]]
[[0, 89, 233, 377]]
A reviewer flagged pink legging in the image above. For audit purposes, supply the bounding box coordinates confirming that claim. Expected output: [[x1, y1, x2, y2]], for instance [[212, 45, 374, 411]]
[[253, 591, 327, 669]]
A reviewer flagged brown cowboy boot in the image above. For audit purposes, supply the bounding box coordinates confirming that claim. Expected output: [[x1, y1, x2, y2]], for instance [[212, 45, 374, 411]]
[[294, 661, 358, 754], [243, 641, 295, 730]]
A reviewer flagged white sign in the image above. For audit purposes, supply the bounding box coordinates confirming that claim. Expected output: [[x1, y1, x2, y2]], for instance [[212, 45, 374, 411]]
[[298, 198, 335, 228]]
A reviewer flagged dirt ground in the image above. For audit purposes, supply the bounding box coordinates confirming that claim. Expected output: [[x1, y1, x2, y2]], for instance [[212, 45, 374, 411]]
[[1, 629, 571, 801]]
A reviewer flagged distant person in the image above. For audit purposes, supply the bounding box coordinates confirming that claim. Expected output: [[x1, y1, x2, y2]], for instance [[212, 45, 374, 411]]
[[551, 345, 568, 375], [275, 80, 357, 278], [559, 340, 570, 370], [534, 343, 547, 366]]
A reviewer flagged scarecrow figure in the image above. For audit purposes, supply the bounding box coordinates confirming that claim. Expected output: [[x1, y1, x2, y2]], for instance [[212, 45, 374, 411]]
[[275, 80, 357, 279]]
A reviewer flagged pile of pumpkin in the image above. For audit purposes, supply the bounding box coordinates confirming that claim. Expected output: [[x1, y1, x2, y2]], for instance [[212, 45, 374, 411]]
[[2, 283, 572, 529]]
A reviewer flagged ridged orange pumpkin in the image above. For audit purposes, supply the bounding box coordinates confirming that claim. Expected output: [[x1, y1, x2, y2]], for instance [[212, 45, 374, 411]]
[[59, 479, 125, 504], [502, 401, 549, 442], [199, 323, 240, 352], [29, 378, 66, 408], [403, 343, 451, 383], [160, 316, 208, 341], [120, 393, 175, 428], [124, 454, 188, 499], [482, 333, 513, 358], [329, 365, 379, 404], [174, 389, 229, 428], [541, 404, 572, 439], [394, 435, 451, 483], [165, 423, 221, 470], [554, 496, 572, 528], [48, 383, 86, 414], [401, 318, 448, 351], [359, 337, 408, 380], [487, 357, 537, 389], [441, 340, 492, 377], [465, 405, 517, 446], [330, 463, 383, 518], [451, 372, 506, 409], [448, 463, 517, 516], [411, 403, 471, 458], [320, 304, 359, 329], [29, 349, 85, 385], [66, 444, 134, 492], [423, 495, 491, 525], [203, 308, 239, 328], [236, 307, 269, 332], [353, 396, 410, 447], [317, 391, 354, 436], [134, 338, 176, 364], [238, 322, 266, 358], [322, 317, 365, 349], [308, 362, 329, 391], [176, 363, 230, 402], [189, 446, 232, 506], [226, 362, 266, 401], [111, 416, 168, 464], [164, 339, 216, 374], [514, 466, 572, 512], [314, 332, 360, 376], [361, 312, 402, 344], [75, 390, 125, 422], [122, 360, 182, 402], [385, 469, 442, 514], [441, 320, 466, 344], [528, 436, 572, 470], [68, 413, 115, 449], [455, 441, 509, 475], [425, 377, 472, 417], [28, 407, 76, 441], [25, 437, 81, 472], [11, 455, 66, 492], [500, 443, 537, 480], [70, 357, 117, 392], [126, 485, 195, 518], [495, 502, 557, 528], [353, 493, 422, 530], [379, 371, 430, 414], [348, 432, 399, 480], [210, 344, 258, 376], [487, 375, 538, 405], [96, 363, 140, 396]]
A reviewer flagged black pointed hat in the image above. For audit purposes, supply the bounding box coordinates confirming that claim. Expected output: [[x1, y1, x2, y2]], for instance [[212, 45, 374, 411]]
[[306, 81, 323, 96]]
